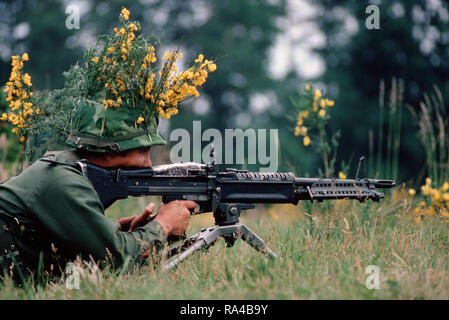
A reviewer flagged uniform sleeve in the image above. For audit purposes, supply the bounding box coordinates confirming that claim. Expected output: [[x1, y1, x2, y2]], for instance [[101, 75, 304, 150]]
[[30, 164, 167, 265]]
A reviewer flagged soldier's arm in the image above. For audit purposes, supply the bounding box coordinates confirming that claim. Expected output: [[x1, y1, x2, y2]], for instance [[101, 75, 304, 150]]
[[30, 165, 167, 265]]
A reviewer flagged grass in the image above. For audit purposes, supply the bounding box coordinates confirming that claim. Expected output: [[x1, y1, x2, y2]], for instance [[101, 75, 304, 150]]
[[1, 81, 447, 299], [1, 188, 448, 300]]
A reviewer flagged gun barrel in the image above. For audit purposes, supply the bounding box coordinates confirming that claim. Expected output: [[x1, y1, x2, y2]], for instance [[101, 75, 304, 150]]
[[294, 178, 395, 189], [294, 177, 394, 202]]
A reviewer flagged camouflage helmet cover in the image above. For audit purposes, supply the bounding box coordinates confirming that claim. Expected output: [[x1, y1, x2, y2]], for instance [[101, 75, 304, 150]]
[[66, 98, 166, 153]]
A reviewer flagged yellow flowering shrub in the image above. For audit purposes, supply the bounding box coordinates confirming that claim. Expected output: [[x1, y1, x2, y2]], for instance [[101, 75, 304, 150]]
[[2, 53, 40, 144], [291, 83, 339, 177], [1, 7, 217, 161], [292, 85, 334, 146], [85, 7, 217, 123], [409, 178, 449, 224]]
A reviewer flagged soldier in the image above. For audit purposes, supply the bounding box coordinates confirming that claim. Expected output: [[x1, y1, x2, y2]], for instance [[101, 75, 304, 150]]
[[0, 98, 195, 281], [0, 7, 217, 282]]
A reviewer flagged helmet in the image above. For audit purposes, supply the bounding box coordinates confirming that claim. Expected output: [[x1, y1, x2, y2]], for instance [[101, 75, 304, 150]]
[[66, 98, 166, 153]]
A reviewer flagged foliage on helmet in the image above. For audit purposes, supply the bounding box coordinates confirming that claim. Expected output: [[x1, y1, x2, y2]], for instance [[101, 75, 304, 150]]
[[1, 7, 217, 162]]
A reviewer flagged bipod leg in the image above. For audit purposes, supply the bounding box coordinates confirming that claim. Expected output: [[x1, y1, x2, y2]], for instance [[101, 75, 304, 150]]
[[162, 227, 221, 271], [232, 224, 278, 259], [164, 233, 200, 259], [161, 224, 277, 271]]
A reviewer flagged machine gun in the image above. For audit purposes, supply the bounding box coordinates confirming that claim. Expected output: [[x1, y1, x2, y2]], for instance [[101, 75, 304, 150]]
[[76, 151, 394, 270]]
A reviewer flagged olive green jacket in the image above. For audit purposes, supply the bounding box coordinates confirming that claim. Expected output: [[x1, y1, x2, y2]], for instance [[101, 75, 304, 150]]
[[0, 151, 167, 273]]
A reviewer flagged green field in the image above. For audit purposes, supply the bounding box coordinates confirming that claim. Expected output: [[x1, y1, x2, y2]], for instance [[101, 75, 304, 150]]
[[1, 189, 448, 300]]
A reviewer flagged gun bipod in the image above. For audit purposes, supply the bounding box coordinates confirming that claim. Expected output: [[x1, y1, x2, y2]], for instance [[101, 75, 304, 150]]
[[162, 223, 277, 271]]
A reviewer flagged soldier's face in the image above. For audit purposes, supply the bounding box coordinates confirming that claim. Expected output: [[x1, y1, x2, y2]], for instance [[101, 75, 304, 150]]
[[123, 147, 152, 167], [105, 147, 152, 167]]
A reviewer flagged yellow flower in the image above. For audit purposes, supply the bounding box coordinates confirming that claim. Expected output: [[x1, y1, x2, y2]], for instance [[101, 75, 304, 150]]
[[19, 136, 25, 143], [421, 185, 430, 196], [136, 116, 145, 124], [318, 109, 326, 118], [303, 136, 311, 146], [294, 126, 300, 136], [1, 113, 7, 121], [208, 63, 217, 72], [338, 172, 347, 179], [91, 57, 99, 63], [11, 128, 19, 135], [300, 126, 307, 136], [121, 7, 130, 20], [23, 73, 32, 86], [305, 84, 311, 91], [425, 207, 436, 216], [320, 99, 326, 108], [195, 54, 204, 63], [163, 52, 171, 60], [425, 177, 432, 185], [442, 182, 449, 192], [22, 53, 29, 61], [443, 193, 449, 201], [432, 192, 441, 202], [408, 188, 416, 196], [314, 89, 322, 100], [326, 99, 335, 107], [128, 23, 138, 31]]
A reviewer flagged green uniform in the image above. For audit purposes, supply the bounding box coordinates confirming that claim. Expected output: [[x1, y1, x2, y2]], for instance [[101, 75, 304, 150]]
[[0, 16, 170, 278], [0, 150, 167, 277]]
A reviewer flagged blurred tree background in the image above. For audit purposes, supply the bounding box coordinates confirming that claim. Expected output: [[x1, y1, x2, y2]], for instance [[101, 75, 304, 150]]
[[313, 0, 449, 184], [0, 0, 448, 185]]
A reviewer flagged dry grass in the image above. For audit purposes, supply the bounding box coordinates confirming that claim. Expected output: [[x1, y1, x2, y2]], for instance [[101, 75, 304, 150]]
[[1, 188, 448, 300]]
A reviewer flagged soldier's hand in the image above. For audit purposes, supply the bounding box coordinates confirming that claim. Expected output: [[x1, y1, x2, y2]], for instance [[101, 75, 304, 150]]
[[154, 200, 196, 236], [118, 203, 156, 232]]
